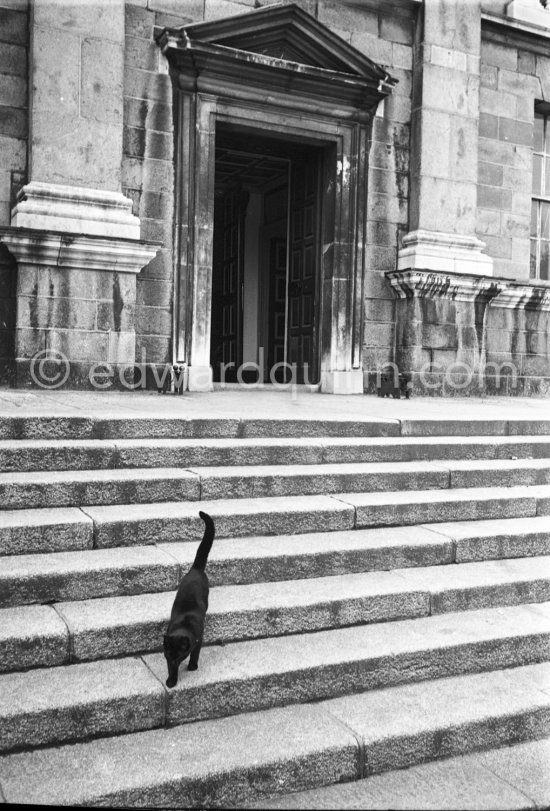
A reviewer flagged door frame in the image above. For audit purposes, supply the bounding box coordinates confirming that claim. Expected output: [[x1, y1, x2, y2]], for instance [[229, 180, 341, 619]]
[[174, 97, 371, 393], [159, 5, 392, 392]]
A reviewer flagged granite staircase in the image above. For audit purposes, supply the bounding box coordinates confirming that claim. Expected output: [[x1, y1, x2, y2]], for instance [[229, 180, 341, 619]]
[[0, 413, 550, 808]]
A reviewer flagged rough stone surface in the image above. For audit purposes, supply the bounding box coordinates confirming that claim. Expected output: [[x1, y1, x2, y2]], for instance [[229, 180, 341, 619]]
[[476, 737, 550, 809], [0, 507, 93, 556], [55, 568, 428, 661], [0, 605, 69, 673], [256, 745, 539, 809], [0, 704, 358, 807], [337, 486, 537, 528], [0, 467, 200, 509], [158, 524, 454, 585], [0, 546, 178, 607], [6, 433, 550, 473], [446, 458, 550, 489], [84, 495, 356, 547], [320, 660, 550, 776], [0, 656, 164, 752], [0, 439, 119, 472], [194, 461, 450, 500], [143, 602, 550, 727], [399, 555, 550, 613], [432, 516, 550, 562]]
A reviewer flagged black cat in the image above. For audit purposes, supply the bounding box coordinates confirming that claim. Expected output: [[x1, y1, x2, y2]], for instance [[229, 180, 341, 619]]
[[163, 510, 215, 688]]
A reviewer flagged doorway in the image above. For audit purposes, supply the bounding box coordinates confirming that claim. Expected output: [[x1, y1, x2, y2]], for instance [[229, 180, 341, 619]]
[[210, 127, 324, 385]]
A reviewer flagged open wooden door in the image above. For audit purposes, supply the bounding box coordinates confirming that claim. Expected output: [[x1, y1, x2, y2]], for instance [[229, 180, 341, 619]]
[[210, 189, 248, 382], [287, 153, 320, 384]]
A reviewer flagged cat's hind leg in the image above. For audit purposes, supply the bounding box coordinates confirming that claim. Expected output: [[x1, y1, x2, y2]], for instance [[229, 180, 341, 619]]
[[188, 640, 202, 671]]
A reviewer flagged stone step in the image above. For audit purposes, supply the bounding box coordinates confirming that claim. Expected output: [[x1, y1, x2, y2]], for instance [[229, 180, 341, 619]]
[[0, 606, 549, 762], [256, 737, 550, 810], [433, 515, 550, 563], [0, 415, 400, 441], [2, 667, 550, 810], [2, 414, 550, 442], [86, 485, 550, 547], [3, 666, 549, 810], [0, 468, 201, 510], [340, 484, 545, 529], [1, 485, 547, 554], [2, 555, 549, 667], [0, 545, 179, 608], [8, 458, 550, 510], [0, 506, 94, 556], [3, 434, 550, 473]]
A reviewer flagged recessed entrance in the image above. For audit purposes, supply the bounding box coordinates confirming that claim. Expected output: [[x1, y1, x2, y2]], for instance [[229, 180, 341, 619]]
[[210, 127, 324, 385], [160, 2, 394, 392]]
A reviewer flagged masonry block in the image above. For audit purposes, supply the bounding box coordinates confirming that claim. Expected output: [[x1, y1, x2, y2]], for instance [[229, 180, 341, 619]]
[[317, 0, 378, 34], [481, 40, 518, 71], [498, 117, 532, 147], [125, 5, 155, 40], [350, 32, 392, 66], [0, 7, 28, 46], [0, 107, 27, 141], [80, 38, 124, 125]]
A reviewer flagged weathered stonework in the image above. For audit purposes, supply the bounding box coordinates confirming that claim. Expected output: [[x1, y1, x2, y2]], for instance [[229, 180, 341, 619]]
[[386, 269, 550, 395], [0, 0, 550, 395], [0, 226, 158, 389]]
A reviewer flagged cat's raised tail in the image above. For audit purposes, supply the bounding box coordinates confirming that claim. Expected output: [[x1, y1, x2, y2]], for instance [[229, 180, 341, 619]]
[[193, 511, 215, 571]]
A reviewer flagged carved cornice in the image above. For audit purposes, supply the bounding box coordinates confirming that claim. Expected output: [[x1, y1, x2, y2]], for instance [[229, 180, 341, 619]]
[[386, 270, 505, 303], [491, 283, 550, 311], [0, 228, 160, 275], [387, 269, 550, 311], [157, 3, 395, 119]]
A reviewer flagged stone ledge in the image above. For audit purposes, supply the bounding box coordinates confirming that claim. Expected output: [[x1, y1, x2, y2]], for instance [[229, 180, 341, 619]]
[[387, 269, 550, 311], [387, 269, 503, 303], [505, 0, 550, 30], [0, 228, 160, 275]]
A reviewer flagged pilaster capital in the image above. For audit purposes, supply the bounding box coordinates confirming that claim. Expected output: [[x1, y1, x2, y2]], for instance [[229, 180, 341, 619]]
[[491, 282, 550, 311], [386, 268, 504, 303], [0, 228, 159, 275]]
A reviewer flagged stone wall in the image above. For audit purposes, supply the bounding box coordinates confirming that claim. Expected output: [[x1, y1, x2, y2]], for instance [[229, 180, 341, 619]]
[[476, 28, 550, 393], [0, 1, 28, 383], [476, 35, 547, 279]]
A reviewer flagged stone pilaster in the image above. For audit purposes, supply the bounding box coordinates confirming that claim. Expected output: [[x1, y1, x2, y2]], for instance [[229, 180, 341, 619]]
[[29, 0, 125, 191], [0, 0, 160, 389], [401, 0, 492, 276]]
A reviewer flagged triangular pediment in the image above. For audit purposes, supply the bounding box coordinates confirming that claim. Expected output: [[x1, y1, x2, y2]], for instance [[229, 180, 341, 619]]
[[178, 3, 391, 82]]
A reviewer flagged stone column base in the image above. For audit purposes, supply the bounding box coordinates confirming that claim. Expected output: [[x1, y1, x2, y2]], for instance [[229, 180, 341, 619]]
[[10, 181, 141, 238], [386, 268, 550, 397], [187, 365, 214, 392], [0, 227, 158, 390], [320, 369, 364, 394], [398, 230, 494, 277]]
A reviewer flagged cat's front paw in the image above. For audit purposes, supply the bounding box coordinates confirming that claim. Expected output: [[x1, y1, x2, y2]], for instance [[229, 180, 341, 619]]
[[187, 662, 198, 671], [166, 675, 177, 688]]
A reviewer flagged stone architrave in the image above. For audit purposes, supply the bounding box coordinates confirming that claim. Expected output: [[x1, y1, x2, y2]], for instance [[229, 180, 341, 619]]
[[159, 4, 395, 393]]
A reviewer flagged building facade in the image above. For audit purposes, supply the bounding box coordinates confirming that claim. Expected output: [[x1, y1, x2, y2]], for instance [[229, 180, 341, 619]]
[[1, 0, 550, 395]]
